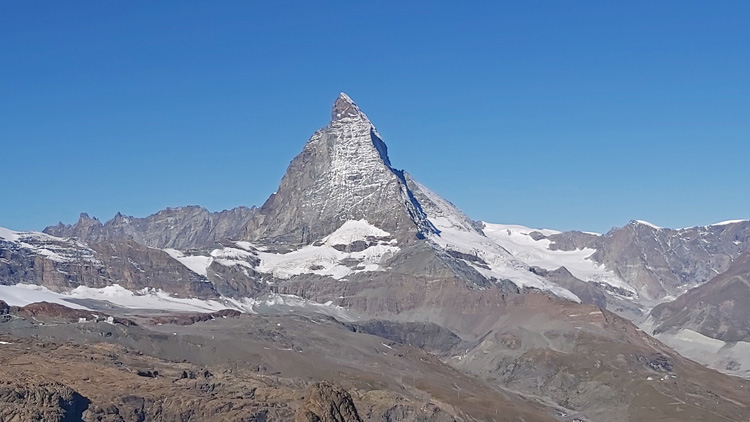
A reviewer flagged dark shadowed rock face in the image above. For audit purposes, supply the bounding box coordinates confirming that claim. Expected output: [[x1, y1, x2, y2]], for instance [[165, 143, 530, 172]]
[[44, 205, 257, 249], [649, 252, 750, 342], [295, 382, 362, 422], [351, 320, 464, 356], [0, 381, 90, 422], [240, 93, 436, 246]]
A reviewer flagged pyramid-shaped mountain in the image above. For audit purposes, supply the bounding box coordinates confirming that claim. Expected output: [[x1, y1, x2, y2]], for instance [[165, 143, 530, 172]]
[[241, 93, 436, 245], [35, 93, 573, 302]]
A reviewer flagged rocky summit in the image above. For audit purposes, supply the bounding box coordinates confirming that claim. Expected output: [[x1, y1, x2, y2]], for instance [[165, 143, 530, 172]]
[[2, 93, 750, 421], [241, 92, 436, 245]]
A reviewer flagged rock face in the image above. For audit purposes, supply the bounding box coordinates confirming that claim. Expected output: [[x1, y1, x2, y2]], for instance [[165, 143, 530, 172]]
[[241, 93, 435, 246], [350, 320, 464, 356], [0, 381, 90, 422], [0, 230, 220, 298], [148, 309, 241, 326], [0, 229, 107, 291], [589, 220, 750, 300], [295, 382, 362, 422], [649, 252, 750, 342], [44, 205, 256, 249], [88, 240, 219, 298]]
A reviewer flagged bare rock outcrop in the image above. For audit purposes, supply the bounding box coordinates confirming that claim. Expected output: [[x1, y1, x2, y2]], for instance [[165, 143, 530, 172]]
[[149, 309, 241, 326], [590, 220, 750, 300], [649, 252, 750, 342], [295, 382, 362, 422], [241, 93, 436, 246], [0, 381, 90, 422]]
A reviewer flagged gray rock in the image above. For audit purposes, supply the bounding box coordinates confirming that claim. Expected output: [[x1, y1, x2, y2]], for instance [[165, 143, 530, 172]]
[[590, 220, 750, 300], [240, 93, 436, 246], [0, 231, 219, 298], [45, 205, 256, 249], [649, 252, 750, 342]]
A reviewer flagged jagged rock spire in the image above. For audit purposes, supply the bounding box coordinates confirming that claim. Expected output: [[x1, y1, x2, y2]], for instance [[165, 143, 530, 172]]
[[241, 93, 435, 245], [331, 92, 364, 122]]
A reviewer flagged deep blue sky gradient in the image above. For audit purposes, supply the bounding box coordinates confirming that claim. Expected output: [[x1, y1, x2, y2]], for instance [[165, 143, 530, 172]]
[[1, 1, 748, 233]]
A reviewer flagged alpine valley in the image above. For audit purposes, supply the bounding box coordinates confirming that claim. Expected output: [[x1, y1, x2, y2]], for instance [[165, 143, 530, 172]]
[[1, 94, 749, 422]]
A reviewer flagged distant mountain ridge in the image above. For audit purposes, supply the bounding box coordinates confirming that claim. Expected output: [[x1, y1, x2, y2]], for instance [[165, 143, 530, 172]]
[[45, 205, 256, 249]]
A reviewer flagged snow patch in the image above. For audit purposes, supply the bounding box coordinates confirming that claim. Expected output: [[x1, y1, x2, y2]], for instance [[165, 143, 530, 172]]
[[633, 220, 661, 229], [0, 284, 91, 309], [256, 220, 398, 280], [0, 283, 352, 319], [710, 219, 748, 227], [164, 249, 213, 277], [486, 223, 560, 237], [69, 284, 245, 312], [427, 222, 580, 303], [234, 241, 257, 251], [323, 219, 390, 245], [0, 227, 20, 242], [482, 223, 635, 295]]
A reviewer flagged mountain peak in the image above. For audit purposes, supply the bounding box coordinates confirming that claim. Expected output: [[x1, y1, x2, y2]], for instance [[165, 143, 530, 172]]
[[332, 92, 365, 122], [242, 93, 435, 244]]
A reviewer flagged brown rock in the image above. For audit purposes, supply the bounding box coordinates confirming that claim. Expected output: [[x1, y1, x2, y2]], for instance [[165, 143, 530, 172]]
[[0, 381, 90, 421], [295, 382, 362, 422], [19, 301, 96, 322], [149, 309, 242, 326]]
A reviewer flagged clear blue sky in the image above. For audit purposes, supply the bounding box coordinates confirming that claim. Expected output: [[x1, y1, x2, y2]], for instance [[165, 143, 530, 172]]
[[1, 1, 748, 233]]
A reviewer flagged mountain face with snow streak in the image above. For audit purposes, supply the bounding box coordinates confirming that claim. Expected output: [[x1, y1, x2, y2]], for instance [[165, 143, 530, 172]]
[[240, 93, 436, 246], [589, 220, 750, 300], [0, 227, 219, 298]]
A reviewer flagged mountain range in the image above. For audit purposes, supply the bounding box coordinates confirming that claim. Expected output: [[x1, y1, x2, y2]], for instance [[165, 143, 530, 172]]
[[1, 93, 749, 421]]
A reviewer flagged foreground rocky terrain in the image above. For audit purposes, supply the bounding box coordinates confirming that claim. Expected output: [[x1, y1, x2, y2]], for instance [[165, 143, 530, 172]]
[[3, 300, 750, 422], [0, 302, 561, 421], [2, 93, 750, 421]]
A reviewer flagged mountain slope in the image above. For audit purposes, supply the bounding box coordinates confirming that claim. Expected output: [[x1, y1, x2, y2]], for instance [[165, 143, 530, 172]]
[[643, 252, 750, 378]]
